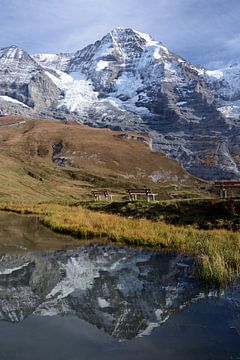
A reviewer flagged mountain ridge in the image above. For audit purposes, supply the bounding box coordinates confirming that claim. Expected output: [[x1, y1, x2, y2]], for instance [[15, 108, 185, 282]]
[[0, 28, 240, 180]]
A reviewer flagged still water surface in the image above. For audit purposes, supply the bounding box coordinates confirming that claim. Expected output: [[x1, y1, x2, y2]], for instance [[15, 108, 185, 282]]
[[0, 211, 239, 360]]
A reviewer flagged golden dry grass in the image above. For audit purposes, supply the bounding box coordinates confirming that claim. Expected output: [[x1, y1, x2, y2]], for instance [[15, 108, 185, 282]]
[[1, 202, 240, 285]]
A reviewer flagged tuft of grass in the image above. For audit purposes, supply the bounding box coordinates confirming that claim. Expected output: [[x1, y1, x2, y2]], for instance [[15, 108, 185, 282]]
[[1, 203, 240, 286]]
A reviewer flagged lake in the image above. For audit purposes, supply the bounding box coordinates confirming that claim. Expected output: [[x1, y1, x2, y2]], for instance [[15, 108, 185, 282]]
[[0, 211, 239, 360]]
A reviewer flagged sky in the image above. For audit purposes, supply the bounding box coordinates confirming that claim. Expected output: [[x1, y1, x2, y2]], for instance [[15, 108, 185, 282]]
[[0, 0, 240, 69]]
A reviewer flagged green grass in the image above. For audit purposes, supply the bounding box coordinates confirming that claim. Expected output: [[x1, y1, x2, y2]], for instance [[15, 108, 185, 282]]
[[1, 202, 240, 286]]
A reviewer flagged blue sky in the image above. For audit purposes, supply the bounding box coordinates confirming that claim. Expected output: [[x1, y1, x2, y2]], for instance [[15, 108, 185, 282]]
[[0, 0, 240, 68]]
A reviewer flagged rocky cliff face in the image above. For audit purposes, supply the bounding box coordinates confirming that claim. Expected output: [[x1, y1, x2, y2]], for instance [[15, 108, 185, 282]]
[[0, 46, 60, 117], [0, 245, 205, 339], [1, 29, 240, 180]]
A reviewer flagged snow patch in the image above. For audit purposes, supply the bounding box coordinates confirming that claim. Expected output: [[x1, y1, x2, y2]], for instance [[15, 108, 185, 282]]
[[0, 263, 29, 275], [35, 53, 59, 62], [155, 308, 163, 321], [137, 322, 160, 337], [97, 298, 110, 308], [96, 60, 109, 71], [176, 101, 188, 106], [153, 48, 161, 60], [33, 52, 71, 71], [206, 69, 224, 80], [218, 105, 240, 119], [0, 95, 30, 108], [159, 45, 169, 54], [133, 30, 158, 46], [38, 308, 60, 317]]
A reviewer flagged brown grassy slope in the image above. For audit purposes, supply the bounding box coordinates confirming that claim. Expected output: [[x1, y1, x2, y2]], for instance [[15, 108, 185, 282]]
[[0, 117, 207, 202]]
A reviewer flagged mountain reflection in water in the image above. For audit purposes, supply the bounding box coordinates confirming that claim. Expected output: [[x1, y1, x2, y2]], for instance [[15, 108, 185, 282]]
[[0, 244, 211, 339]]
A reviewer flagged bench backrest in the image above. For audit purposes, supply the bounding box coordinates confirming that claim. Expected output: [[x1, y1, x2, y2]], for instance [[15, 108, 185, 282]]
[[92, 190, 109, 196], [214, 181, 240, 188], [126, 188, 152, 195]]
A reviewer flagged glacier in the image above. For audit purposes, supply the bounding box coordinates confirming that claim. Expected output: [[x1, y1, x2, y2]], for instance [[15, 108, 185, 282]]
[[1, 28, 240, 180]]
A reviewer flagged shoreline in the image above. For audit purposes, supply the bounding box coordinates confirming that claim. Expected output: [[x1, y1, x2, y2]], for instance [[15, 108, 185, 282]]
[[0, 201, 240, 286]]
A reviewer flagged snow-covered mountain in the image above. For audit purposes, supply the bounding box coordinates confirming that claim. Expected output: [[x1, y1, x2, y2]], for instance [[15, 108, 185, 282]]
[[0, 245, 208, 339], [1, 28, 240, 180], [207, 63, 240, 122], [0, 45, 60, 115], [32, 52, 72, 72]]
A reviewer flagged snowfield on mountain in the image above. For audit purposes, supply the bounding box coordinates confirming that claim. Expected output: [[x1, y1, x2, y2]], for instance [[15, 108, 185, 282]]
[[1, 28, 240, 180]]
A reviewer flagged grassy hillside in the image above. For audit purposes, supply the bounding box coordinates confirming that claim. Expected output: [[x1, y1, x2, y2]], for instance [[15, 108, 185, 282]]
[[0, 116, 208, 203]]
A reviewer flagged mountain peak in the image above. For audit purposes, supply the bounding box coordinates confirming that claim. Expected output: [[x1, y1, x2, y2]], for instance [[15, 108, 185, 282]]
[[1, 44, 24, 52], [0, 44, 41, 85], [0, 45, 32, 61], [108, 27, 158, 47]]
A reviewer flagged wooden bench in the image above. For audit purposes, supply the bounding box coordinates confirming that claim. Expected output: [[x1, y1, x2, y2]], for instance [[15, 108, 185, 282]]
[[126, 188, 157, 202], [213, 180, 240, 198], [91, 190, 113, 201]]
